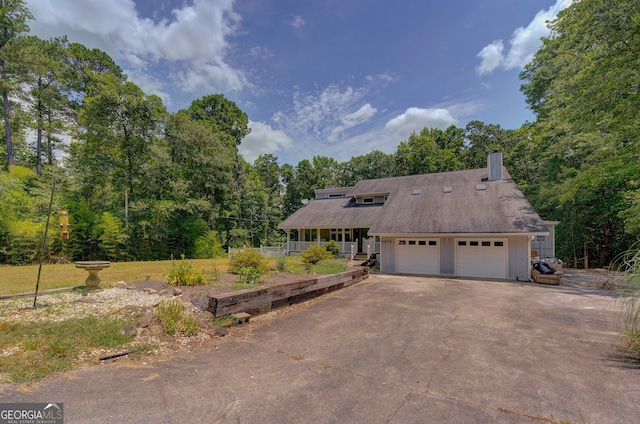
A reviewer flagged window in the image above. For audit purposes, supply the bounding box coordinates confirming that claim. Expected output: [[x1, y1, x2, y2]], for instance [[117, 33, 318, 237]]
[[494, 241, 504, 247], [363, 197, 374, 204], [482, 241, 491, 247], [398, 240, 407, 245], [409, 240, 416, 245], [429, 240, 437, 246], [470, 241, 479, 246], [418, 240, 426, 246], [329, 193, 345, 198], [458, 241, 467, 246]]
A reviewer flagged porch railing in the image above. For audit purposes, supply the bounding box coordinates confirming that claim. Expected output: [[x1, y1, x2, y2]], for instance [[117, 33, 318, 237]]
[[228, 245, 287, 259]]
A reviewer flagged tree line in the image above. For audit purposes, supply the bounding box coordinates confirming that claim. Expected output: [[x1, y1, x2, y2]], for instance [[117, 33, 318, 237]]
[[1, 0, 638, 267]]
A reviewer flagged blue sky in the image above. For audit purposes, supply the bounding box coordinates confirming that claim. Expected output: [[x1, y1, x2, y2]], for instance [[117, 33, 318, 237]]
[[26, 0, 571, 166]]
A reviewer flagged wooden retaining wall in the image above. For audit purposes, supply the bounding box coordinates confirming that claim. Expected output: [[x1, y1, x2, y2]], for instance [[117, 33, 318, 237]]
[[207, 267, 369, 317]]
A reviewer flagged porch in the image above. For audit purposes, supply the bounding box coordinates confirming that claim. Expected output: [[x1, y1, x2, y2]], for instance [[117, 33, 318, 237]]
[[284, 228, 380, 259]]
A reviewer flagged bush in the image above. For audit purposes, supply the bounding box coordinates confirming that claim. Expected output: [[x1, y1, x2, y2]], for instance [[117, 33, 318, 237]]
[[302, 245, 332, 265], [156, 299, 184, 335], [237, 267, 263, 285], [323, 240, 341, 257], [276, 257, 287, 272], [617, 248, 640, 357], [155, 299, 200, 336], [193, 230, 226, 259], [165, 255, 208, 286], [229, 249, 268, 274]]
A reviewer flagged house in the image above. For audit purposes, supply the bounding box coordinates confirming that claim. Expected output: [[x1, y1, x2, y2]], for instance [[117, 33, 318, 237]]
[[278, 152, 551, 281]]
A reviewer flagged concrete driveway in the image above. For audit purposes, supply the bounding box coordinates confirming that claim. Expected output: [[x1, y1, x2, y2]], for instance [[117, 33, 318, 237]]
[[2, 273, 639, 423]]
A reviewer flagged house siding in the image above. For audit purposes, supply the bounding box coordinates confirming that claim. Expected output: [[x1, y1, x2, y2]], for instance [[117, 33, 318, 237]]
[[508, 236, 531, 281]]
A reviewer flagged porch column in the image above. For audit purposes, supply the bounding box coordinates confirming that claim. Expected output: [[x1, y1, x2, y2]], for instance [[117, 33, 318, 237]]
[[286, 229, 290, 253], [341, 228, 345, 253], [317, 228, 321, 246]]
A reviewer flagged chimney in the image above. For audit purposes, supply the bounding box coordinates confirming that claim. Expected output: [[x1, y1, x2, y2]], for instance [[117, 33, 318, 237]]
[[487, 151, 503, 181]]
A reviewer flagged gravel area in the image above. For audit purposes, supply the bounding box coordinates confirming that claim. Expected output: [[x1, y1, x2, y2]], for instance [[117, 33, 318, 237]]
[[0, 288, 164, 323]]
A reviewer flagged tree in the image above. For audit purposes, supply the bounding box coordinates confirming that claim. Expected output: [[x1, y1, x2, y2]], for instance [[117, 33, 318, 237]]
[[187, 93, 250, 146], [337, 150, 396, 187], [0, 0, 32, 169], [76, 73, 165, 200], [394, 126, 465, 176], [165, 111, 233, 208], [520, 0, 640, 265], [17, 36, 70, 174]]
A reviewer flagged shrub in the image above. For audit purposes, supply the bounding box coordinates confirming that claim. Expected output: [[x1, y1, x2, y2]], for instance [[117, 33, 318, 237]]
[[156, 299, 184, 335], [165, 255, 208, 286], [97, 212, 129, 261], [155, 299, 200, 336], [229, 249, 268, 274], [276, 257, 287, 272], [323, 240, 341, 257], [193, 230, 226, 259], [238, 267, 263, 285], [617, 248, 640, 357], [302, 245, 333, 265], [179, 315, 200, 336]]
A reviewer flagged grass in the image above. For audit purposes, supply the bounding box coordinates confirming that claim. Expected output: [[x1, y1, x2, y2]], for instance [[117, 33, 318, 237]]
[[0, 258, 231, 296], [0, 257, 309, 296], [0, 315, 134, 383], [616, 248, 640, 358], [155, 298, 200, 336]]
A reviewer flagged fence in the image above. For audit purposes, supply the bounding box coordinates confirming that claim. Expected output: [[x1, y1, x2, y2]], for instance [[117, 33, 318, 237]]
[[228, 245, 287, 259]]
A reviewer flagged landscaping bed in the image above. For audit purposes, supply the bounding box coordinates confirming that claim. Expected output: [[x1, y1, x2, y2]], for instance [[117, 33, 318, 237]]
[[0, 266, 363, 384]]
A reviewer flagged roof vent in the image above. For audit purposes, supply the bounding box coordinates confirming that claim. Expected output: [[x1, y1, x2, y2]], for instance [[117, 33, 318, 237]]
[[475, 184, 487, 191], [412, 188, 421, 195], [443, 186, 453, 193]]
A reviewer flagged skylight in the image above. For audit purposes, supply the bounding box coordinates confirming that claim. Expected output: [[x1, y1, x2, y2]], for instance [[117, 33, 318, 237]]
[[475, 184, 487, 191], [412, 189, 421, 195], [443, 186, 453, 193]]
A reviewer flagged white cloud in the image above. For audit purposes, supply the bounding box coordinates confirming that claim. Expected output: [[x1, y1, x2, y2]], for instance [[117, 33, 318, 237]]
[[290, 16, 306, 29], [240, 121, 294, 163], [476, 40, 504, 76], [26, 0, 245, 101], [384, 107, 457, 135], [476, 0, 572, 75], [329, 103, 377, 142], [272, 83, 369, 141]]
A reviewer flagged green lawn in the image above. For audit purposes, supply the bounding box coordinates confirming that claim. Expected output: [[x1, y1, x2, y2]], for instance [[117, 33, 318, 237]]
[[0, 258, 230, 296]]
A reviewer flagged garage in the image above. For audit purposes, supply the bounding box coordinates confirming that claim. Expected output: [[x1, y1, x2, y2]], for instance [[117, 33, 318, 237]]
[[396, 238, 440, 275], [455, 238, 507, 279]]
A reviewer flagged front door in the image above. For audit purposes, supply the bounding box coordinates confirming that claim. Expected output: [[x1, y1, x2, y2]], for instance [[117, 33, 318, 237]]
[[355, 228, 369, 253]]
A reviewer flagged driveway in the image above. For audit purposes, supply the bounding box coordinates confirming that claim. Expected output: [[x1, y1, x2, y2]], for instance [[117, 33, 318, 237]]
[[1, 273, 639, 423]]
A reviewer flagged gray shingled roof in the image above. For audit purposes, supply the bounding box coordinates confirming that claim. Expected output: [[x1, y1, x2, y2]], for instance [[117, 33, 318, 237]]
[[279, 167, 548, 235]]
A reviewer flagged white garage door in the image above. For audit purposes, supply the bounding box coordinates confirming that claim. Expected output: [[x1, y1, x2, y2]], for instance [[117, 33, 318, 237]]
[[455, 239, 507, 279], [396, 239, 440, 275]]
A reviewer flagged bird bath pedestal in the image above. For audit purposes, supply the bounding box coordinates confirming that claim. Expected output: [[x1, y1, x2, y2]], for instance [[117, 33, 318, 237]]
[[75, 261, 111, 291]]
